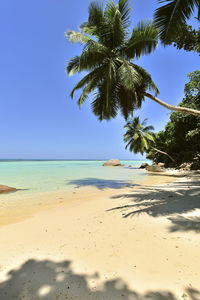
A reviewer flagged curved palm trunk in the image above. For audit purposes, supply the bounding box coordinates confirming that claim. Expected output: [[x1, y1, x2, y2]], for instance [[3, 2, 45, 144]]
[[152, 147, 175, 163], [145, 92, 200, 117]]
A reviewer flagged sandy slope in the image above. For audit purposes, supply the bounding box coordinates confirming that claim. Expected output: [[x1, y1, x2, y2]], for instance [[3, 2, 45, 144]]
[[0, 176, 200, 299]]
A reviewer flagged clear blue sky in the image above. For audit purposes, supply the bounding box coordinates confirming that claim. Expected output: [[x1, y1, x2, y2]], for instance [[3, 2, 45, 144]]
[[0, 0, 199, 159]]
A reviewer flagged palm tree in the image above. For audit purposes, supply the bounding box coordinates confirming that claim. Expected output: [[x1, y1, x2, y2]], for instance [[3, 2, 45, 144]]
[[124, 117, 175, 162], [154, 0, 200, 44], [66, 0, 200, 120]]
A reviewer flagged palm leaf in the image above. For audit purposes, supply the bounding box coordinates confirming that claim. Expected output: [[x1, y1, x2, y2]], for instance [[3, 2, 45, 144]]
[[143, 125, 155, 131], [141, 118, 148, 126], [65, 30, 92, 44], [104, 0, 128, 48], [117, 0, 132, 28], [67, 56, 81, 76], [66, 41, 109, 76], [117, 86, 140, 119], [145, 132, 155, 142], [70, 64, 108, 99], [87, 1, 110, 44], [105, 0, 131, 27], [91, 88, 118, 120], [154, 0, 199, 43], [118, 60, 142, 90], [141, 136, 149, 150], [121, 20, 158, 59], [130, 63, 159, 95], [91, 61, 118, 120], [80, 22, 97, 36], [88, 1, 104, 28]]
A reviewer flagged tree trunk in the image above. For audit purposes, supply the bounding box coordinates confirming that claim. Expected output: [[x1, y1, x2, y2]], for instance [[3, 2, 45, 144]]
[[144, 92, 200, 116], [152, 147, 176, 163]]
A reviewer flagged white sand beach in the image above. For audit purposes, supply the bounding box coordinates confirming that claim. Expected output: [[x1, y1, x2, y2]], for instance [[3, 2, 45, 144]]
[[1, 0, 200, 299], [0, 174, 200, 299]]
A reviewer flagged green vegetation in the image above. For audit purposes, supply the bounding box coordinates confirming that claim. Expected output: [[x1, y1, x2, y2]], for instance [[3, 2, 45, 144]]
[[147, 71, 200, 168], [154, 0, 200, 45], [169, 24, 200, 54], [124, 117, 175, 162], [66, 0, 200, 121], [66, 0, 200, 168]]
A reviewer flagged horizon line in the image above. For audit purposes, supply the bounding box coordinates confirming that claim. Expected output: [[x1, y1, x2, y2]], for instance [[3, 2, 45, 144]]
[[0, 158, 147, 161]]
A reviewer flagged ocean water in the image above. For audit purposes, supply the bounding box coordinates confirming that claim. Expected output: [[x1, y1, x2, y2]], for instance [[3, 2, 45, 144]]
[[0, 160, 152, 195]]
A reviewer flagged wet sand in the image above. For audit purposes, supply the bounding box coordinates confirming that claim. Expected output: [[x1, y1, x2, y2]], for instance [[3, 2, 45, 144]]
[[0, 172, 176, 227], [0, 174, 200, 299]]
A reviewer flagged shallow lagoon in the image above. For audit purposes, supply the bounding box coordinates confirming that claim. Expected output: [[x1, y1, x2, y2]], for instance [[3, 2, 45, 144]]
[[0, 160, 152, 194]]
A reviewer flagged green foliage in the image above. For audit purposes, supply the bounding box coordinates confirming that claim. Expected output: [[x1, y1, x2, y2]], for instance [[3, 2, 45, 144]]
[[123, 117, 155, 155], [147, 71, 200, 165], [170, 24, 200, 54], [154, 0, 200, 45], [66, 0, 158, 121]]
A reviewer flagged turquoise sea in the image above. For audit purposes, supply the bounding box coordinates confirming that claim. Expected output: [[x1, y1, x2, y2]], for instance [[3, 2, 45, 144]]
[[0, 160, 152, 195]]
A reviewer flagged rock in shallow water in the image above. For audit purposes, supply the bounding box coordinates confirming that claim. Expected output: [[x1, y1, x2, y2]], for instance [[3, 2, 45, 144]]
[[146, 164, 165, 172], [139, 163, 149, 169], [0, 185, 17, 194], [103, 159, 124, 167]]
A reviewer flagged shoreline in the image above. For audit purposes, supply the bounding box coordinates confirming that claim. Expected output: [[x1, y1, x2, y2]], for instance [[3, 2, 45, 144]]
[[0, 170, 180, 227], [0, 173, 200, 299]]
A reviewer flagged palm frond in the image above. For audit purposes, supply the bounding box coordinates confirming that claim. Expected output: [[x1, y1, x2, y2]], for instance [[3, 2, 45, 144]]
[[105, 0, 131, 28], [145, 132, 155, 142], [88, 1, 104, 28], [103, 0, 129, 48], [121, 20, 158, 59], [65, 30, 92, 44], [91, 61, 118, 120], [112, 8, 127, 48], [141, 136, 149, 151], [117, 0, 132, 28], [70, 64, 108, 99], [141, 118, 148, 126], [80, 40, 109, 69], [67, 56, 80, 76], [154, 0, 199, 43], [143, 125, 154, 132], [91, 89, 118, 121], [116, 62, 158, 116], [117, 86, 140, 119], [130, 63, 159, 95], [80, 22, 97, 36], [77, 88, 89, 107], [66, 41, 109, 76], [104, 0, 116, 20], [133, 132, 139, 140], [77, 75, 101, 106], [70, 73, 92, 98], [124, 139, 133, 149], [118, 60, 142, 90], [87, 1, 109, 42]]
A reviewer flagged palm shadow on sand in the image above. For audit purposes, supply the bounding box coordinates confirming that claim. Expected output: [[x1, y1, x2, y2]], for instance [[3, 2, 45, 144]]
[[67, 178, 139, 190], [108, 179, 200, 234], [0, 258, 198, 300]]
